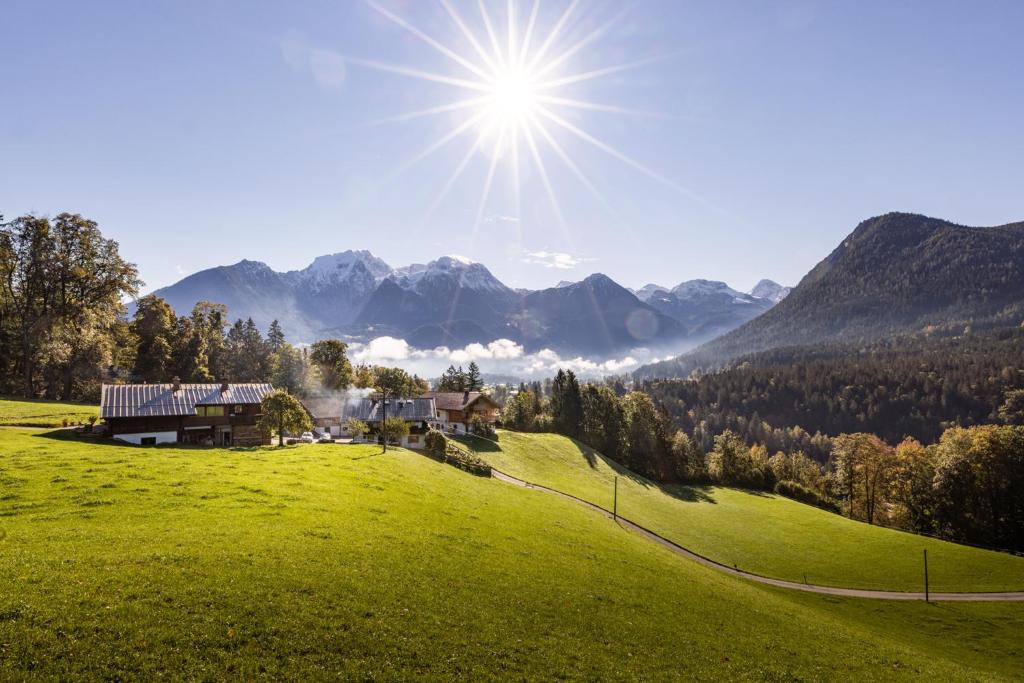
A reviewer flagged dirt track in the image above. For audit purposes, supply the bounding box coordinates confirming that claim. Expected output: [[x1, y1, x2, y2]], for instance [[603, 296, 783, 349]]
[[490, 469, 1024, 602]]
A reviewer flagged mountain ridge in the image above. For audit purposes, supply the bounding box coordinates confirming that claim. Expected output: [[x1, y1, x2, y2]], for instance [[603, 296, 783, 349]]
[[637, 212, 1024, 378], [146, 251, 787, 356]]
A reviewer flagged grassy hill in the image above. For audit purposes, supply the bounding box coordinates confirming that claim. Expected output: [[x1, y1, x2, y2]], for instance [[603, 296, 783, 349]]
[[1, 429, 1023, 679], [0, 397, 99, 427], [458, 430, 1024, 593]]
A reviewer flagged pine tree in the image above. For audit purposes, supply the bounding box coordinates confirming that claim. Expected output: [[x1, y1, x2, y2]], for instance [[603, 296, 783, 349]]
[[465, 361, 483, 391], [267, 320, 286, 351]]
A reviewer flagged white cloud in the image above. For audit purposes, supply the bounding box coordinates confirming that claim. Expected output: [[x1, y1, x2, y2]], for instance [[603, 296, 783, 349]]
[[523, 250, 594, 270], [349, 336, 646, 380], [353, 336, 411, 362]]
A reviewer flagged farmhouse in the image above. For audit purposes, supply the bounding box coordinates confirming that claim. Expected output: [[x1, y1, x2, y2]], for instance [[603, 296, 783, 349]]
[[422, 391, 500, 434], [301, 396, 437, 449], [101, 380, 274, 446]]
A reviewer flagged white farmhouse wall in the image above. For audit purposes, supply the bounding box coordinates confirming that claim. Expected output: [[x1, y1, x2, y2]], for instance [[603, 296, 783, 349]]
[[114, 431, 178, 445]]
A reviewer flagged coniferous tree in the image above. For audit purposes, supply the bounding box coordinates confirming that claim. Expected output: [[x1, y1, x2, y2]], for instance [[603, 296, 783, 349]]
[[465, 361, 483, 391], [131, 295, 178, 382]]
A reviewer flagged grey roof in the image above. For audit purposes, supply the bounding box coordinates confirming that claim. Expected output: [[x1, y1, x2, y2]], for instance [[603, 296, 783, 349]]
[[303, 397, 436, 423], [101, 383, 274, 419], [422, 391, 499, 411]]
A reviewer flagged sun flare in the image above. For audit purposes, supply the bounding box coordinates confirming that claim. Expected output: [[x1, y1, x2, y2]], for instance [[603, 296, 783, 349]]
[[358, 0, 673, 232]]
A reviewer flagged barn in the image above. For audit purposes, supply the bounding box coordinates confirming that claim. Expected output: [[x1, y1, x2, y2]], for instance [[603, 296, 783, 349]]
[[100, 380, 274, 446]]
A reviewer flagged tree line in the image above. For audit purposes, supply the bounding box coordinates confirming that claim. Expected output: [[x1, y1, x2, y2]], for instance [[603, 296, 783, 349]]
[[130, 294, 430, 397], [1, 213, 140, 400], [1, 212, 430, 401], [502, 368, 1024, 551], [643, 327, 1024, 450]]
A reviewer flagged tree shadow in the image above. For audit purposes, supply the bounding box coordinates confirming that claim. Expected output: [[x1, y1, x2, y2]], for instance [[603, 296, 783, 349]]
[[453, 433, 501, 453], [568, 438, 718, 504]]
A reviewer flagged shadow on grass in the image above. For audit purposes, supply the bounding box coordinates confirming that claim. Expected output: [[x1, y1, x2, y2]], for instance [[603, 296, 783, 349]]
[[29, 430, 267, 453], [453, 433, 501, 452]]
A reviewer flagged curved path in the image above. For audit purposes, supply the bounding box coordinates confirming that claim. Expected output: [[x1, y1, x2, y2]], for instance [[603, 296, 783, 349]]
[[491, 468, 1024, 602]]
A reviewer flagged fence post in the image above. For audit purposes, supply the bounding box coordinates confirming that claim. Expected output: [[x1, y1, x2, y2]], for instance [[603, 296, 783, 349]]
[[923, 549, 929, 603], [613, 476, 618, 521]]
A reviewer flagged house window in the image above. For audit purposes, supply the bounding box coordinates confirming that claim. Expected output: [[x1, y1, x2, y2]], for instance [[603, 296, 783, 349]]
[[140, 437, 157, 446], [233, 405, 243, 415], [197, 405, 226, 417]]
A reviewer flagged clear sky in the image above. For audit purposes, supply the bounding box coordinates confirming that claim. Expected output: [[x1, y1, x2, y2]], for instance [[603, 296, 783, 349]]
[[3, 0, 1022, 294]]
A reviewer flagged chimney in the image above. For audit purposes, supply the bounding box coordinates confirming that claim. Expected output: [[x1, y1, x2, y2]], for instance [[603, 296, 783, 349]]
[[220, 381, 229, 394], [172, 376, 181, 392], [463, 390, 470, 404]]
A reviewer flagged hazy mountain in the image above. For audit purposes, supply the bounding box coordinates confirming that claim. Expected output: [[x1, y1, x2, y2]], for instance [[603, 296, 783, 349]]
[[513, 274, 687, 354], [284, 251, 392, 323], [749, 279, 792, 303], [632, 283, 668, 302], [355, 256, 521, 347], [642, 279, 775, 343], [148, 260, 312, 338], [144, 252, 787, 356], [637, 213, 1024, 377]]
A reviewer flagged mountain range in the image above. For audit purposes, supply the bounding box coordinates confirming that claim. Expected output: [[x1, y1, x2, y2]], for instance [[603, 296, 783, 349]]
[[637, 212, 1024, 377], [147, 253, 788, 357]]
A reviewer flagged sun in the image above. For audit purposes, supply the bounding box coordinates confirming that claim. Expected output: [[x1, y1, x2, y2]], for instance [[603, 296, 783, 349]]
[[354, 0, 675, 231], [487, 66, 539, 127]]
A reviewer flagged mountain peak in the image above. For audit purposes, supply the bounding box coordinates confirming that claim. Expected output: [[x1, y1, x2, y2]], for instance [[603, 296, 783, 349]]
[[300, 250, 392, 281], [750, 279, 792, 303]]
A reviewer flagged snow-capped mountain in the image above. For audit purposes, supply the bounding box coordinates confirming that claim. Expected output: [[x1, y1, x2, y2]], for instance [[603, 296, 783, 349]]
[[749, 279, 792, 303], [144, 252, 789, 356], [632, 283, 669, 302], [642, 279, 776, 344]]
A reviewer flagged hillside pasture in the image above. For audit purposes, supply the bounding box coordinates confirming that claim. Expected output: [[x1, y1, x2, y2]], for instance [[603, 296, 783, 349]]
[[1, 429, 1023, 679], [0, 397, 99, 427], [458, 430, 1024, 593]]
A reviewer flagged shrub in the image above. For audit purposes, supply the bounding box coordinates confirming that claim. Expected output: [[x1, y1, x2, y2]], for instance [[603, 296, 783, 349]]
[[469, 414, 497, 441], [775, 480, 838, 512], [425, 429, 447, 456]]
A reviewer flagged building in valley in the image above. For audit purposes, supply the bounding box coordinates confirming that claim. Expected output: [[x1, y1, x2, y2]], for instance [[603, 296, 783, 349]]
[[422, 391, 501, 434], [101, 380, 274, 446], [301, 396, 437, 449]]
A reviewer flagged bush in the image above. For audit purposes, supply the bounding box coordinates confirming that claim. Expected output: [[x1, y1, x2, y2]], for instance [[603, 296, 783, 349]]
[[469, 414, 497, 441], [425, 429, 447, 456], [774, 480, 838, 512]]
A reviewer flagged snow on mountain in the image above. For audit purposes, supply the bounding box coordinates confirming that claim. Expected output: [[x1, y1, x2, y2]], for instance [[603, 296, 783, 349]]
[[395, 256, 512, 295], [295, 250, 392, 283], [633, 283, 669, 301], [749, 279, 792, 303], [670, 279, 748, 301]]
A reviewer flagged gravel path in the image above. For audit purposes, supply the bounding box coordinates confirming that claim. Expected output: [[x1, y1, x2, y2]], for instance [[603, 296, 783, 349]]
[[490, 469, 1024, 602]]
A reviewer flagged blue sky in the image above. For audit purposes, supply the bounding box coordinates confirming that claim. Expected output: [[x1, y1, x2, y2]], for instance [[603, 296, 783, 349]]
[[2, 0, 1022, 294]]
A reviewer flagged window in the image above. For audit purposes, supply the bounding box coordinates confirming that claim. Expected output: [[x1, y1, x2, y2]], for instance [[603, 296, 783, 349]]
[[140, 437, 157, 446], [197, 405, 226, 417], [233, 405, 243, 415]]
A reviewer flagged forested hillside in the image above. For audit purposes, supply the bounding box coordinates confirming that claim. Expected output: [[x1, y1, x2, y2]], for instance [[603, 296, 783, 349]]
[[640, 213, 1024, 378], [643, 326, 1024, 448]]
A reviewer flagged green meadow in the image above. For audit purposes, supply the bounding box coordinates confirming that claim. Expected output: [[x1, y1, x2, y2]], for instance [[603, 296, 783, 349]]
[[458, 430, 1024, 593], [1, 428, 1023, 679], [0, 397, 99, 427]]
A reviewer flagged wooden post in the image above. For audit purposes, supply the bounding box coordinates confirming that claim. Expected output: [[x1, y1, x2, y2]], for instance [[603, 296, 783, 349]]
[[613, 476, 618, 521], [924, 549, 929, 603]]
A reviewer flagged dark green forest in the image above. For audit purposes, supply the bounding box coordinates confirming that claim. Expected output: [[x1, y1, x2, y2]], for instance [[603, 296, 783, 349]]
[[643, 328, 1024, 451]]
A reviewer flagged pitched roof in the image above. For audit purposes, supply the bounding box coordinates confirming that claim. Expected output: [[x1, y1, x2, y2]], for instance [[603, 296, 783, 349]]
[[302, 397, 437, 423], [422, 391, 499, 411], [101, 383, 274, 419]]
